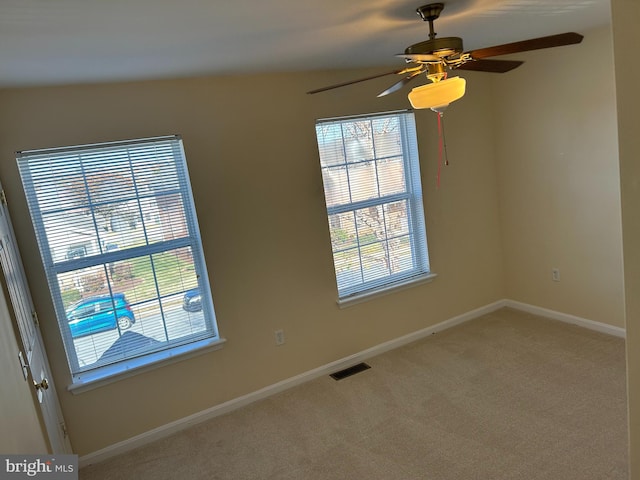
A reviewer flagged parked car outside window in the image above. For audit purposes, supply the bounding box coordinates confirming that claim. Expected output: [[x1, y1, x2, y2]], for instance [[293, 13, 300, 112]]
[[182, 288, 202, 312], [65, 293, 135, 338]]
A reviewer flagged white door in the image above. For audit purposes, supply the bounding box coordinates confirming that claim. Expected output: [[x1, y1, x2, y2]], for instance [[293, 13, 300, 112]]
[[0, 188, 72, 454]]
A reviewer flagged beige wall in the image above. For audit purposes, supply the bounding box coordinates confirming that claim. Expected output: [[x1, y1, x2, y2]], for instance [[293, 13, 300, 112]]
[[611, 0, 640, 477], [0, 284, 49, 453], [0, 68, 505, 454], [493, 25, 625, 327]]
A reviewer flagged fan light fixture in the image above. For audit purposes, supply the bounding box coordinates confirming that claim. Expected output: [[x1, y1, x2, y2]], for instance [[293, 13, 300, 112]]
[[408, 76, 466, 112]]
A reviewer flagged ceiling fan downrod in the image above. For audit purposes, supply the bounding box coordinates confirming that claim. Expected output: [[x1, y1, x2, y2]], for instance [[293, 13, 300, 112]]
[[417, 3, 445, 40]]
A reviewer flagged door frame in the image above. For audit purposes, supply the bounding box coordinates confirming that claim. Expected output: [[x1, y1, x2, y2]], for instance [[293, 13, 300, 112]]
[[0, 187, 72, 454]]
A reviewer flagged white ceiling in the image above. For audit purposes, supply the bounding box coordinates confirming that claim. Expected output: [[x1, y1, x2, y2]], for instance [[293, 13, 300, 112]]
[[0, 0, 611, 88]]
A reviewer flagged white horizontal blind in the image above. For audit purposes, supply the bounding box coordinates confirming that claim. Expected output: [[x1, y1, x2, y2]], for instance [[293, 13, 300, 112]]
[[315, 111, 430, 298], [17, 136, 217, 377]]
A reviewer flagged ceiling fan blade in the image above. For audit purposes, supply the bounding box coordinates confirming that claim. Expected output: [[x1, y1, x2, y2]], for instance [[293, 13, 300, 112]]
[[377, 69, 425, 97], [455, 59, 524, 73], [307, 69, 409, 94], [468, 32, 583, 60]]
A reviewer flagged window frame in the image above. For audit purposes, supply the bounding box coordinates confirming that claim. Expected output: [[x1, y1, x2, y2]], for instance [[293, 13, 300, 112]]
[[17, 135, 222, 389], [316, 110, 432, 302]]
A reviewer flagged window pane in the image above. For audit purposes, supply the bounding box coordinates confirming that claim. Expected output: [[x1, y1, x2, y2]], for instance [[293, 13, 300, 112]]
[[43, 208, 102, 262], [153, 193, 189, 242], [343, 121, 374, 163], [155, 247, 199, 297], [29, 157, 84, 212], [361, 241, 390, 282], [372, 117, 402, 158], [315, 124, 346, 167], [322, 166, 350, 207], [388, 236, 414, 273], [384, 200, 409, 238], [81, 166, 137, 204], [333, 249, 362, 291], [377, 157, 406, 197], [328, 211, 358, 251], [355, 205, 385, 246], [348, 161, 379, 203], [162, 294, 206, 341]]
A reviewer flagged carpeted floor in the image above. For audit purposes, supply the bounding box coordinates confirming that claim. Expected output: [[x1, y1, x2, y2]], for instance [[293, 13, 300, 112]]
[[79, 308, 628, 479]]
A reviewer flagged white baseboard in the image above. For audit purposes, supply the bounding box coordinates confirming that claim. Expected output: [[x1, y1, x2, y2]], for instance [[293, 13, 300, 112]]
[[79, 298, 623, 467], [504, 299, 626, 338], [79, 300, 506, 467]]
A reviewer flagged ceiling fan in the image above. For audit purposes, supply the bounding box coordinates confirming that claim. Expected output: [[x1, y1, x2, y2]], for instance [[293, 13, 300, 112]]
[[307, 3, 583, 109]]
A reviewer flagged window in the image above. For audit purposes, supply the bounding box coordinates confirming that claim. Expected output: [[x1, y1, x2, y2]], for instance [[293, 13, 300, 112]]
[[315, 111, 431, 301], [17, 135, 219, 386]]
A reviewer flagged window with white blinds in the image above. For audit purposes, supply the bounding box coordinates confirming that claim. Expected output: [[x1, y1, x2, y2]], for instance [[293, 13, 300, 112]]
[[315, 111, 431, 300], [17, 135, 219, 383]]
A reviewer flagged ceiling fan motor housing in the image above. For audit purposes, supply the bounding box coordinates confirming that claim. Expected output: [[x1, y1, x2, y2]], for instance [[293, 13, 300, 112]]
[[405, 37, 464, 59]]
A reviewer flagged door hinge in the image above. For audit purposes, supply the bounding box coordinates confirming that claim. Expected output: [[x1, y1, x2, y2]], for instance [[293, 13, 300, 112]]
[[18, 351, 29, 381], [60, 422, 68, 438], [0, 190, 6, 206], [32, 311, 39, 327]]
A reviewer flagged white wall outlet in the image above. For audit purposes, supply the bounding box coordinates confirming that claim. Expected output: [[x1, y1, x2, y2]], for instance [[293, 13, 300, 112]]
[[275, 329, 285, 345], [552, 268, 560, 282]]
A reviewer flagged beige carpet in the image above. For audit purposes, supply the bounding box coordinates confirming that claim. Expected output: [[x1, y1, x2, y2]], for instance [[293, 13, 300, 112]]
[[79, 308, 628, 479]]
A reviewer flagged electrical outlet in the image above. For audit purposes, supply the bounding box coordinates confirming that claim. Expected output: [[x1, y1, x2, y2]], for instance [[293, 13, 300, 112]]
[[552, 268, 560, 282], [275, 329, 285, 345]]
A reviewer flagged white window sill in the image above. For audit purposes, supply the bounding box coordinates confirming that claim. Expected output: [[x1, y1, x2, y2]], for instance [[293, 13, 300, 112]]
[[337, 272, 437, 308], [68, 337, 226, 394]]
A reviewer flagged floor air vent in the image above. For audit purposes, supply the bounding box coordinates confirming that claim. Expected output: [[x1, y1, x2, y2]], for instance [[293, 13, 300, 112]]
[[330, 362, 371, 380]]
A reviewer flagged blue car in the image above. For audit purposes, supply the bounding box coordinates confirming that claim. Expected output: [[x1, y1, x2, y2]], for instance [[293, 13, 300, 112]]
[[65, 293, 135, 338], [182, 288, 202, 312]]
